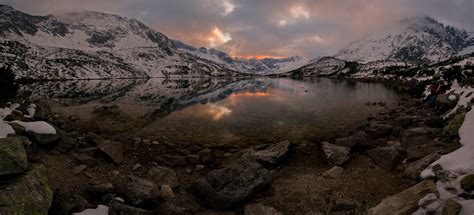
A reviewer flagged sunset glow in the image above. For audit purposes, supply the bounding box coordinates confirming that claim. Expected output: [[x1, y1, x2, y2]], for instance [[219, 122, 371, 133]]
[[207, 26, 232, 47], [233, 55, 286, 60]]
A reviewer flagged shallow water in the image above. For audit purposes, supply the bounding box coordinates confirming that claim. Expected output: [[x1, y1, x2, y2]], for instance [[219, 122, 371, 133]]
[[21, 77, 402, 146]]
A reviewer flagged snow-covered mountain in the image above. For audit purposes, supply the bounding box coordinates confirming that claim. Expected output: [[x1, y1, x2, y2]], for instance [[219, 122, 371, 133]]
[[335, 16, 474, 64], [0, 5, 301, 80], [172, 40, 306, 75]]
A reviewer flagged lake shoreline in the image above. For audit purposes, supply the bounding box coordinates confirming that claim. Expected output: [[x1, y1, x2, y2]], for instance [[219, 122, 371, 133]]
[[0, 77, 467, 214]]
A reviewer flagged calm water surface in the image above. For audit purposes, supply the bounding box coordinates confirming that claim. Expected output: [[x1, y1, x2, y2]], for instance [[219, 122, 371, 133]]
[[21, 78, 402, 146]]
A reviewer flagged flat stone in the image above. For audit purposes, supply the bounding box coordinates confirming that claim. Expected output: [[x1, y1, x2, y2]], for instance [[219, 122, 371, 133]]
[[244, 203, 282, 215], [365, 122, 393, 138], [97, 140, 124, 164], [0, 137, 28, 176], [74, 153, 98, 167], [250, 140, 290, 166], [147, 166, 180, 189], [321, 142, 350, 166], [322, 166, 344, 179], [85, 182, 114, 195], [162, 155, 188, 166], [368, 180, 438, 214], [72, 165, 87, 175], [401, 127, 433, 147], [404, 153, 441, 179]]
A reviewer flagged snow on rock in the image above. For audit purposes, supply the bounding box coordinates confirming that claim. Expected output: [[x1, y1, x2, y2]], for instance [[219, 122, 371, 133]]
[[72, 205, 109, 215], [446, 81, 474, 116], [419, 108, 474, 214], [0, 121, 15, 138], [11, 120, 57, 134]]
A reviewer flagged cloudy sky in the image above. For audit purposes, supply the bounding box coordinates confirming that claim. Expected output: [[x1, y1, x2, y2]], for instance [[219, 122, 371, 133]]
[[1, 0, 473, 59]]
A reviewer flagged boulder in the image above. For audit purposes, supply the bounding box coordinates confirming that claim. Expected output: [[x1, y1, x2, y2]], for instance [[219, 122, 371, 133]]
[[117, 175, 159, 206], [97, 140, 124, 164], [367, 146, 403, 170], [365, 122, 393, 138], [321, 142, 350, 166], [26, 128, 63, 145], [109, 200, 153, 215], [147, 166, 180, 189], [442, 198, 462, 215], [250, 140, 290, 166], [322, 166, 344, 179], [334, 131, 369, 148], [393, 115, 414, 128], [0, 164, 53, 214], [49, 189, 89, 215], [368, 180, 438, 214], [161, 155, 188, 167], [401, 127, 433, 147], [461, 174, 474, 192], [424, 117, 445, 128], [404, 153, 441, 179], [0, 137, 28, 176], [188, 154, 273, 209], [437, 93, 459, 113], [244, 203, 282, 215]]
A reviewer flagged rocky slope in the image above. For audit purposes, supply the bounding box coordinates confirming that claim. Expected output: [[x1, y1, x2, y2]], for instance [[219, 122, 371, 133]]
[[335, 16, 474, 64]]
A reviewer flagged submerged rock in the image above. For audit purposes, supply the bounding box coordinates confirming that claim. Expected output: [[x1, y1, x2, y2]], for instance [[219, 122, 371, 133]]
[[0, 137, 28, 176], [367, 146, 403, 170], [0, 164, 53, 214], [188, 154, 273, 209], [368, 180, 438, 214], [321, 142, 351, 166]]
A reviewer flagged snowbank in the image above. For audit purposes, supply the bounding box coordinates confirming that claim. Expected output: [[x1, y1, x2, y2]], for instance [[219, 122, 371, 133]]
[[420, 108, 474, 214], [72, 205, 108, 215]]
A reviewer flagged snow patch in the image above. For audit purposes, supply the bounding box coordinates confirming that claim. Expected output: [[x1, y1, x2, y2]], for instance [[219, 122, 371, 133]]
[[73, 205, 109, 215], [11, 120, 57, 134]]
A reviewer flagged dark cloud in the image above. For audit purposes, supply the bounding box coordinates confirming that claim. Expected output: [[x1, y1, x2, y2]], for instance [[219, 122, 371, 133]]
[[1, 0, 473, 58]]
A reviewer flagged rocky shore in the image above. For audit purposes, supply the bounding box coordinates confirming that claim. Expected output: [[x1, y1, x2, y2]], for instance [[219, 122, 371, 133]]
[[0, 81, 473, 214]]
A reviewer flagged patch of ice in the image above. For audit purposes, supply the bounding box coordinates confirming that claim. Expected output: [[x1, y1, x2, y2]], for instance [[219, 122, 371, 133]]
[[72, 205, 109, 215], [11, 120, 56, 134]]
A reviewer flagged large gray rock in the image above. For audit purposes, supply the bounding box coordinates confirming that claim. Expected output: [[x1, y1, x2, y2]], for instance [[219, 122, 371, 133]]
[[404, 153, 441, 179], [334, 131, 369, 148], [0, 137, 28, 176], [147, 166, 180, 189], [368, 180, 438, 215], [401, 127, 433, 147], [365, 122, 393, 138], [25, 127, 63, 145], [0, 164, 53, 214], [367, 146, 403, 170], [117, 175, 159, 206], [244, 203, 282, 215], [188, 154, 273, 209], [321, 142, 350, 166], [250, 140, 290, 166]]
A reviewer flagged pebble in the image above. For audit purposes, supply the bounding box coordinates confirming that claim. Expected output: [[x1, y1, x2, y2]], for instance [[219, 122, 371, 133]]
[[185, 168, 192, 174], [142, 139, 151, 144], [152, 141, 160, 145]]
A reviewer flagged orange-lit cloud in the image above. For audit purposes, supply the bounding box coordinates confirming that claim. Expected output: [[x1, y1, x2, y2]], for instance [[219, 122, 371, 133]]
[[205, 104, 231, 120], [229, 92, 270, 97], [233, 55, 287, 60], [278, 4, 311, 26], [207, 27, 232, 47]]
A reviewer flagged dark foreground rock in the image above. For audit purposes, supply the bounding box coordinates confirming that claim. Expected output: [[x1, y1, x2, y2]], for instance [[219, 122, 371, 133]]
[[368, 180, 438, 214], [188, 154, 274, 209], [244, 203, 282, 215], [0, 137, 28, 176], [367, 146, 403, 170], [147, 166, 180, 189], [321, 142, 350, 166], [116, 175, 160, 206], [0, 164, 53, 214], [109, 200, 153, 215], [250, 140, 290, 166], [97, 139, 125, 164], [404, 153, 441, 179], [49, 189, 89, 215]]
